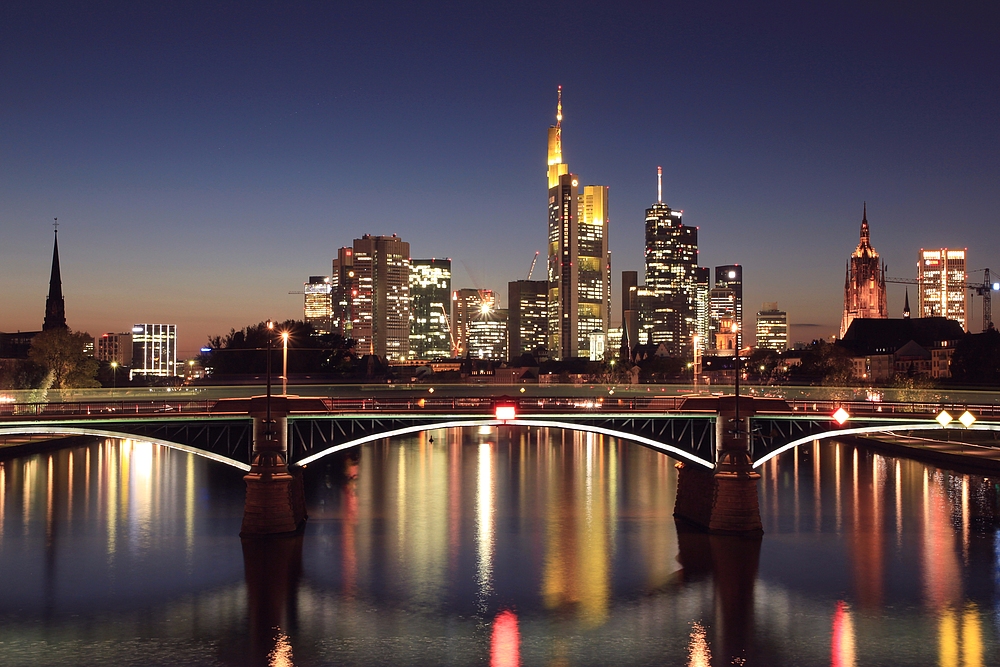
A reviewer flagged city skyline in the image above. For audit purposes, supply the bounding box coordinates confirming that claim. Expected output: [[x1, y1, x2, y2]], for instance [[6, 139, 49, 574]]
[[2, 4, 998, 356]]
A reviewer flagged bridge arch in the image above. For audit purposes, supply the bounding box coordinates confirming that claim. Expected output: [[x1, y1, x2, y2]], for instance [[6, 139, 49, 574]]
[[293, 418, 716, 469], [752, 422, 1000, 468], [0, 426, 250, 471]]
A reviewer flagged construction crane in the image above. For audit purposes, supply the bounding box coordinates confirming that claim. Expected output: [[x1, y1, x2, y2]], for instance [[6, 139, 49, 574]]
[[886, 268, 996, 331], [526, 251, 540, 280], [438, 303, 460, 357]]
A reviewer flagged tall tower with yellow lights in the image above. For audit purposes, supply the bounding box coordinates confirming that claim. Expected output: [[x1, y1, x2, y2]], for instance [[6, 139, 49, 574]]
[[546, 87, 610, 360]]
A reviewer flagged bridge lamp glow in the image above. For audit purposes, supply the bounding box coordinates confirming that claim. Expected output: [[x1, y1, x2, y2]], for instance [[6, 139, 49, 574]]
[[832, 407, 850, 425], [936, 410, 953, 426], [495, 405, 516, 421], [959, 410, 976, 428]]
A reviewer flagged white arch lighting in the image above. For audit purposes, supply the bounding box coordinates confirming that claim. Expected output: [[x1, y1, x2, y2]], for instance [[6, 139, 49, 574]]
[[294, 418, 715, 469]]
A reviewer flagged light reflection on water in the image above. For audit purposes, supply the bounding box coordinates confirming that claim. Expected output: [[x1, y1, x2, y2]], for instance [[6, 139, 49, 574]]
[[0, 430, 998, 665]]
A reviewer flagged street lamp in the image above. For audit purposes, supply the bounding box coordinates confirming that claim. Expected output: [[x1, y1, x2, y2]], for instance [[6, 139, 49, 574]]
[[110, 361, 118, 397], [265, 320, 274, 442], [281, 330, 290, 396], [731, 322, 741, 427]]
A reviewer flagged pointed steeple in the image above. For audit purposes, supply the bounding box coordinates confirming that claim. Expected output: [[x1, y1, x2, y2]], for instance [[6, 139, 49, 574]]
[[859, 201, 870, 244], [903, 288, 911, 319], [43, 220, 67, 331]]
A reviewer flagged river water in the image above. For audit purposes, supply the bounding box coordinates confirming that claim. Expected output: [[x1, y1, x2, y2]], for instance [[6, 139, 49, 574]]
[[0, 427, 998, 666]]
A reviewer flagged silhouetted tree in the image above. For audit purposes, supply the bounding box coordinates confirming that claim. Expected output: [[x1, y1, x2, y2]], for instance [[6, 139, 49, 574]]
[[950, 330, 1000, 385], [28, 329, 100, 388], [203, 320, 356, 376]]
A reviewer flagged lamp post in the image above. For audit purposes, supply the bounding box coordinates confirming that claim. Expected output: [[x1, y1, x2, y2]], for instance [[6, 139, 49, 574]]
[[281, 331, 290, 396], [265, 320, 274, 442], [110, 361, 118, 397], [731, 322, 741, 427]]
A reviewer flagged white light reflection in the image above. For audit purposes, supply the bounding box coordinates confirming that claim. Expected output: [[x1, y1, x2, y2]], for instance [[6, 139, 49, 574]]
[[476, 441, 495, 610], [688, 621, 712, 667], [895, 461, 902, 549], [185, 453, 195, 563]]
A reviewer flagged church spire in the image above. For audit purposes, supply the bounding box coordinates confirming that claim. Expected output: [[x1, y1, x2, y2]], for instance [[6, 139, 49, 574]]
[[903, 288, 911, 319], [860, 201, 870, 244], [43, 220, 67, 331]]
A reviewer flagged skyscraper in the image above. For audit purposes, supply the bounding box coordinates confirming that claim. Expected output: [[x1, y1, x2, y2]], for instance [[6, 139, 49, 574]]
[[303, 276, 333, 335], [755, 303, 788, 352], [332, 234, 411, 360], [453, 288, 505, 358], [841, 204, 887, 338], [545, 87, 609, 359], [714, 265, 743, 350], [508, 280, 548, 360], [409, 259, 452, 359], [917, 248, 967, 330], [640, 167, 699, 356], [43, 225, 67, 331], [96, 332, 133, 366]]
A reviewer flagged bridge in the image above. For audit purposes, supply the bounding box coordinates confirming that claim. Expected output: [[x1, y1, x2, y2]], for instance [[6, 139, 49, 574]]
[[3, 390, 1000, 535]]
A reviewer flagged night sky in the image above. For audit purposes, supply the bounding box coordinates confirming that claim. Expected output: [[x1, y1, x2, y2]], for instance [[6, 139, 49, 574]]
[[2, 2, 998, 356]]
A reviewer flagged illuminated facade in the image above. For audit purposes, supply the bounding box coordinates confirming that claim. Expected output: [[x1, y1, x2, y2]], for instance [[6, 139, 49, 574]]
[[332, 235, 411, 360], [453, 288, 492, 357], [303, 276, 333, 335], [709, 287, 737, 350], [469, 308, 507, 360], [409, 259, 452, 359], [507, 280, 548, 360], [545, 87, 610, 359], [917, 248, 967, 331], [841, 204, 887, 338], [640, 167, 700, 357], [96, 332, 133, 366], [714, 265, 743, 349], [130, 323, 177, 377], [755, 302, 788, 352]]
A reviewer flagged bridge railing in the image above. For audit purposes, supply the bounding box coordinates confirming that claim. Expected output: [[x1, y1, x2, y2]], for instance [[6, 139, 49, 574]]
[[783, 399, 1000, 418], [0, 400, 217, 418]]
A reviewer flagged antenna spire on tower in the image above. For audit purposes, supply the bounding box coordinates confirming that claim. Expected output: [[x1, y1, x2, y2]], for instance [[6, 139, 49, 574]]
[[556, 85, 562, 127], [657, 166, 662, 203]]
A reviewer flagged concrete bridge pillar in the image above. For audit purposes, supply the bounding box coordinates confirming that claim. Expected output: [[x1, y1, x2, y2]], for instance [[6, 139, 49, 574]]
[[675, 395, 763, 534], [241, 395, 307, 536]]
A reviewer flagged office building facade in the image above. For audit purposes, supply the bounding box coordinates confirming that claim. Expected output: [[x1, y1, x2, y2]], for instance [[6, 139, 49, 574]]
[[755, 303, 788, 352], [333, 234, 411, 361], [508, 280, 548, 360], [304, 276, 333, 335], [917, 248, 967, 330], [714, 265, 743, 349], [131, 324, 177, 377], [409, 259, 452, 359], [96, 332, 133, 366]]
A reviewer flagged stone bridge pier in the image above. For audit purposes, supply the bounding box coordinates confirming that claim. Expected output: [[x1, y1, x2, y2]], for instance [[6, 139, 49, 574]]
[[674, 396, 764, 534], [240, 396, 307, 536]]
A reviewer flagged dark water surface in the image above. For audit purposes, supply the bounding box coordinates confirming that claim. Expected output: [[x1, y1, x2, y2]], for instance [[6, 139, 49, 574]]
[[1, 428, 998, 666]]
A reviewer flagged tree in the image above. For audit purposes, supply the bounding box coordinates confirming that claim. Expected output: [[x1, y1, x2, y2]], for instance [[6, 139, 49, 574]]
[[28, 329, 100, 388], [950, 330, 1000, 385], [203, 320, 356, 376]]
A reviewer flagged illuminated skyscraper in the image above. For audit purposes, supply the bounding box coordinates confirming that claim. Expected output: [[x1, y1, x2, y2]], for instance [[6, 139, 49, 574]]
[[303, 276, 333, 335], [508, 280, 548, 360], [333, 234, 411, 360], [917, 248, 967, 330], [641, 167, 699, 356], [714, 265, 743, 349], [454, 288, 504, 358], [755, 303, 788, 352], [545, 87, 609, 359], [409, 259, 452, 359], [841, 204, 887, 338], [693, 267, 711, 353], [131, 324, 177, 377]]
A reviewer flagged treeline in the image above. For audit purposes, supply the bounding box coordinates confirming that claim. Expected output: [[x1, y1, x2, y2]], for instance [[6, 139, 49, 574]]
[[201, 320, 356, 378]]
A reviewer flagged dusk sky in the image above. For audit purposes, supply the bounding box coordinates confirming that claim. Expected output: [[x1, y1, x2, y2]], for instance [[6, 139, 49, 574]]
[[2, 2, 998, 356]]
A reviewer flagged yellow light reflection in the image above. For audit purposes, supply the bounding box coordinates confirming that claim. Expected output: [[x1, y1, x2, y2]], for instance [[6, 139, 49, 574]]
[[687, 621, 712, 667], [476, 442, 494, 607], [185, 453, 195, 561], [268, 628, 294, 667], [0, 463, 5, 543], [939, 608, 958, 667], [963, 602, 983, 667], [67, 450, 73, 524]]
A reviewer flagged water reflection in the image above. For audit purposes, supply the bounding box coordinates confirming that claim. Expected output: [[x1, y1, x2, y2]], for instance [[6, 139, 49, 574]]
[[2, 432, 1000, 665]]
